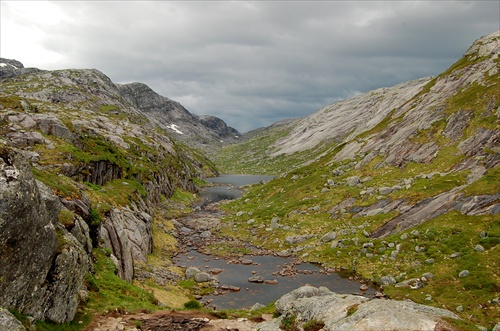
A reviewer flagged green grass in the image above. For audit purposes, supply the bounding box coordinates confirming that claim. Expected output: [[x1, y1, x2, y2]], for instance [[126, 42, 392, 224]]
[[33, 168, 82, 199], [83, 249, 159, 313]]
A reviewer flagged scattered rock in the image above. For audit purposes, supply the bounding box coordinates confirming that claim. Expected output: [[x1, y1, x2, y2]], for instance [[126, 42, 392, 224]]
[[248, 275, 264, 283], [185, 267, 201, 279], [378, 187, 393, 195], [380, 275, 397, 285], [345, 176, 361, 187], [321, 231, 337, 242], [194, 272, 211, 283], [250, 303, 266, 311], [459, 270, 470, 278]]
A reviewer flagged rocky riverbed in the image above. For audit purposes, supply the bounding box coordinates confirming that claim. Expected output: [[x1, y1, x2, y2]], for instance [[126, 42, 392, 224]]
[[169, 200, 380, 310]]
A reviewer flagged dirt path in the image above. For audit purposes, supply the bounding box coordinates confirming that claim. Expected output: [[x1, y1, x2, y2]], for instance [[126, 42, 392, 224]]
[[84, 309, 271, 331]]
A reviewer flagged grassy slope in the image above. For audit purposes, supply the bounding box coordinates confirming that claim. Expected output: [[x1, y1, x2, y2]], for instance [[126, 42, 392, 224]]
[[212, 54, 500, 329]]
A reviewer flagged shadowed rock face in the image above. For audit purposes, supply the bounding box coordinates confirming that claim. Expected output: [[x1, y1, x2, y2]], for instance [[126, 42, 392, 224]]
[[0, 145, 89, 323]]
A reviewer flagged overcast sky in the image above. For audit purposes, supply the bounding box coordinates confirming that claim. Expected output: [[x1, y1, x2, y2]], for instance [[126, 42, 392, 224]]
[[1, 1, 499, 132]]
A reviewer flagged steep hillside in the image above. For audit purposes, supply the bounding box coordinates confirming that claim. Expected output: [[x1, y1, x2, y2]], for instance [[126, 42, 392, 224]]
[[214, 31, 499, 328], [0, 61, 220, 323], [117, 82, 240, 152]]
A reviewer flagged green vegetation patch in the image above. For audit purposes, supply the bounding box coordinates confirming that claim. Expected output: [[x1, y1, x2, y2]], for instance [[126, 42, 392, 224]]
[[84, 249, 159, 313]]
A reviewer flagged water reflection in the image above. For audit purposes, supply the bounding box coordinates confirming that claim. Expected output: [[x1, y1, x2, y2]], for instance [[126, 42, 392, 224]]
[[197, 174, 274, 208]]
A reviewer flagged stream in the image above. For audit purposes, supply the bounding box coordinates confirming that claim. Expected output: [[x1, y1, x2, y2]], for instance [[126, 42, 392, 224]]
[[174, 174, 375, 310]]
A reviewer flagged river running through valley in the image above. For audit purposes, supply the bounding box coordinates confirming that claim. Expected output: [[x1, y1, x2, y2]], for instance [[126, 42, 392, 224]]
[[174, 174, 375, 310]]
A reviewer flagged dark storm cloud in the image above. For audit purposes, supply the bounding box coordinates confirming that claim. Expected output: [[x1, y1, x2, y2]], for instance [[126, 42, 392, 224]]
[[2, 1, 498, 132]]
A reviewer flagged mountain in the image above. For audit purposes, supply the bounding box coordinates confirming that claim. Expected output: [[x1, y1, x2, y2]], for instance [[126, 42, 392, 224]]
[[117, 82, 240, 151], [214, 31, 499, 328], [0, 60, 226, 322]]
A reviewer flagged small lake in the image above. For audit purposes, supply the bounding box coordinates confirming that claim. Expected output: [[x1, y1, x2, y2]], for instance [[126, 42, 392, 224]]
[[176, 174, 373, 310], [196, 174, 274, 208]]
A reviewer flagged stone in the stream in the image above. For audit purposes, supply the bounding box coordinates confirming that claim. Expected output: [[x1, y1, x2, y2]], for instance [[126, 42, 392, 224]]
[[265, 279, 278, 285], [185, 266, 201, 279], [248, 275, 264, 283], [241, 259, 253, 265], [210, 268, 223, 275], [194, 272, 211, 283]]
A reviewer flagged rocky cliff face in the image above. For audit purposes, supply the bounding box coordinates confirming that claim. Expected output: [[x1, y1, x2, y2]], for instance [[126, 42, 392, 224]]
[[0, 59, 223, 322], [272, 32, 499, 161], [0, 144, 89, 323]]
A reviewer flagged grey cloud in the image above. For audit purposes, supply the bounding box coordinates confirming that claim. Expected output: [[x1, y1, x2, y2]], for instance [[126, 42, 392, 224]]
[[3, 1, 499, 132]]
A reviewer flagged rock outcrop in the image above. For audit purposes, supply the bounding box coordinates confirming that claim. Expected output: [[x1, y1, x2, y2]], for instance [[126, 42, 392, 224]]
[[0, 145, 89, 323], [99, 208, 153, 282], [257, 286, 460, 331], [0, 308, 26, 331]]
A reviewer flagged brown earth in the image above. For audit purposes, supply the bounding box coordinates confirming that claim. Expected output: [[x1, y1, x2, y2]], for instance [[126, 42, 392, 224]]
[[84, 309, 271, 331]]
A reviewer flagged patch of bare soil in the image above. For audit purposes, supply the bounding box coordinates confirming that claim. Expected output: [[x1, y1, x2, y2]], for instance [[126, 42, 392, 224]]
[[84, 309, 271, 331]]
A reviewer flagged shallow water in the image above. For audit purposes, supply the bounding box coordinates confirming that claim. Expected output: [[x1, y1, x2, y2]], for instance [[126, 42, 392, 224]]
[[197, 174, 274, 208], [175, 251, 372, 310], [205, 174, 274, 187]]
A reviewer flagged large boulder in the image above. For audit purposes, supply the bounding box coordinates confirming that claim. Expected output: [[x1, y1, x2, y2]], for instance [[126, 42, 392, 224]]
[[257, 285, 460, 331], [0, 145, 89, 323]]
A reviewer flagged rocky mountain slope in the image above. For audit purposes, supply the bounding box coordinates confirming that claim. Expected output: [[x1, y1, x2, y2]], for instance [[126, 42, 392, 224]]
[[0, 60, 231, 323], [117, 82, 240, 151], [214, 31, 499, 328]]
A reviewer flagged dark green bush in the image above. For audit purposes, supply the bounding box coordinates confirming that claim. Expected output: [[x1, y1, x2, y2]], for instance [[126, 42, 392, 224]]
[[184, 299, 202, 309]]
